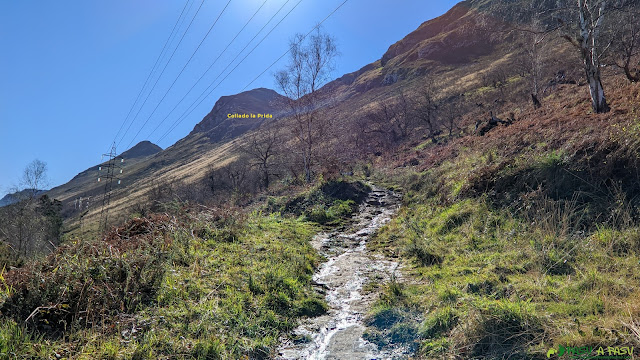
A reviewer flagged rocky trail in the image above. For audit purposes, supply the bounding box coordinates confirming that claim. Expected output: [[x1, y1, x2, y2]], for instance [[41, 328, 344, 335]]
[[277, 185, 410, 360]]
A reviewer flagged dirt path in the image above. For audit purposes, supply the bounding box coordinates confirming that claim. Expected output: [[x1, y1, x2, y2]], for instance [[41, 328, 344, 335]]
[[276, 185, 409, 360]]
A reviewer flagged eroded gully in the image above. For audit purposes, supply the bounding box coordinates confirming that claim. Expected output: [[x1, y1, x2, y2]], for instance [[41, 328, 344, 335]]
[[276, 185, 409, 360]]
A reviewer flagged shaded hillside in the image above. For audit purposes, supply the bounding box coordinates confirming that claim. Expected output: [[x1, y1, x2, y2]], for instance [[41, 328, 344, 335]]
[[45, 141, 162, 218], [47, 88, 289, 227]]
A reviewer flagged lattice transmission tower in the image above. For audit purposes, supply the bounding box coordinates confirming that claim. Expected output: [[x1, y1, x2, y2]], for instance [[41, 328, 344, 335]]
[[98, 143, 124, 233]]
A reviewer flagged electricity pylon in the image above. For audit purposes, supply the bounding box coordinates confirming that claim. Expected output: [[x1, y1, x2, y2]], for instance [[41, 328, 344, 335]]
[[98, 143, 124, 233]]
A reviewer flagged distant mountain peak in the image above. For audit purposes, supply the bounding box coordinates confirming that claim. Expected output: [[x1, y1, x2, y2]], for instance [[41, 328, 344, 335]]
[[120, 141, 162, 160], [189, 88, 286, 142]]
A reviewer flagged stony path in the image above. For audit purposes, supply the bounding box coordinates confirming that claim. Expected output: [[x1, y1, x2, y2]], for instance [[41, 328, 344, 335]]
[[276, 185, 409, 360]]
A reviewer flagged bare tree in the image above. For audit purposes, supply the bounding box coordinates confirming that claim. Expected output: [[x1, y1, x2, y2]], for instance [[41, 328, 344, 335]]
[[347, 114, 379, 157], [204, 166, 217, 197], [413, 81, 441, 142], [391, 91, 415, 140], [147, 179, 176, 210], [482, 67, 510, 93], [365, 101, 397, 147], [441, 94, 466, 138], [21, 159, 48, 199], [241, 126, 281, 190], [219, 157, 254, 195], [608, 8, 640, 82], [362, 90, 417, 148], [520, 20, 554, 108], [0, 160, 60, 258], [275, 29, 338, 183]]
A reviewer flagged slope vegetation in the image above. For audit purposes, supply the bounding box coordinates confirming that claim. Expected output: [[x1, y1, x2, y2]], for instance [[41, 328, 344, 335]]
[[0, 207, 324, 358], [366, 77, 640, 358], [4, 0, 640, 358]]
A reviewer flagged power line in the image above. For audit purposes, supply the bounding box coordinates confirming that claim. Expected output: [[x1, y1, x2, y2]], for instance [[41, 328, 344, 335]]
[[243, 0, 349, 91], [155, 0, 297, 143], [145, 0, 270, 140], [109, 0, 192, 151], [153, 0, 294, 144], [157, 0, 348, 145], [116, 0, 207, 151], [98, 1, 194, 232], [123, 0, 234, 152], [113, 0, 198, 149], [157, 0, 305, 144]]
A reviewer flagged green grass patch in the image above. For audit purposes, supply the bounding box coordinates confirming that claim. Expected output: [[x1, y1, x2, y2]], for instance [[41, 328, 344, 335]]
[[367, 168, 640, 358], [0, 210, 325, 359], [266, 180, 370, 225]]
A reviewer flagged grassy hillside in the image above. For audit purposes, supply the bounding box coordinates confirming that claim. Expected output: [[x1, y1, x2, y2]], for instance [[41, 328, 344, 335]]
[[364, 77, 640, 358]]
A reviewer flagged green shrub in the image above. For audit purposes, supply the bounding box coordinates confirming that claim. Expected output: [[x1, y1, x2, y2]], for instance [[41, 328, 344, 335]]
[[295, 297, 328, 317], [278, 180, 369, 222], [465, 300, 544, 358], [306, 200, 357, 224], [2, 216, 172, 336], [389, 322, 419, 344], [307, 204, 332, 224], [420, 306, 458, 339]]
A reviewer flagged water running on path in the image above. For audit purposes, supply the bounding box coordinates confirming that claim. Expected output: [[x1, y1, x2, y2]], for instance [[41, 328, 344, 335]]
[[277, 185, 409, 360]]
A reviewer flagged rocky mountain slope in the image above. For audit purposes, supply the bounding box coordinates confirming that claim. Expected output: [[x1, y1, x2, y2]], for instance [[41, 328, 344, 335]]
[[320, 0, 511, 101]]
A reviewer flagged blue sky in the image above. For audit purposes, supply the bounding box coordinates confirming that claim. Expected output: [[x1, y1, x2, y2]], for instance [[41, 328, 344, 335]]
[[0, 0, 459, 196]]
